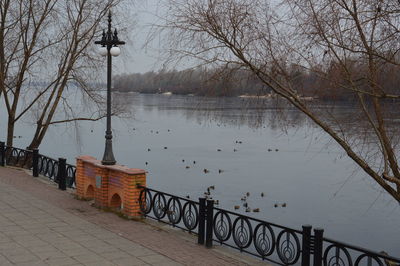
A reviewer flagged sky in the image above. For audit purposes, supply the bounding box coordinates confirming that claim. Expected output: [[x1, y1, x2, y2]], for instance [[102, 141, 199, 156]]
[[115, 0, 165, 74]]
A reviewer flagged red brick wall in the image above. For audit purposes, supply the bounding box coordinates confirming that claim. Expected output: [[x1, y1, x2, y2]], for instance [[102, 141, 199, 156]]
[[76, 155, 146, 218]]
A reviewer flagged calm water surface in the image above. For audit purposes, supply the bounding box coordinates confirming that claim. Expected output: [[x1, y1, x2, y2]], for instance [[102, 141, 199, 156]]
[[5, 93, 400, 256]]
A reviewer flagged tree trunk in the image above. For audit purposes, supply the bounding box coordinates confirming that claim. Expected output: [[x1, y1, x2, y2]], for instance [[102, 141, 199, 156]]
[[26, 121, 43, 150], [27, 131, 44, 150], [6, 115, 15, 147], [27, 139, 40, 151]]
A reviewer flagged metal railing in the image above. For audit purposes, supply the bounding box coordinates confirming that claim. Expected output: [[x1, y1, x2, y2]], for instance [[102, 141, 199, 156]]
[[212, 204, 303, 265], [138, 186, 400, 266], [138, 186, 200, 235], [322, 236, 400, 266], [0, 141, 76, 189]]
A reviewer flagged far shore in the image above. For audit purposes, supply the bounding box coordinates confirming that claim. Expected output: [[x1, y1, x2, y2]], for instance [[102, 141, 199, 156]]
[[114, 90, 317, 101]]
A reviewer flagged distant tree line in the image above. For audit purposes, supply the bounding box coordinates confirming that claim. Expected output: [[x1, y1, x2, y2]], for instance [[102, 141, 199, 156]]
[[114, 61, 400, 101], [114, 68, 268, 96]]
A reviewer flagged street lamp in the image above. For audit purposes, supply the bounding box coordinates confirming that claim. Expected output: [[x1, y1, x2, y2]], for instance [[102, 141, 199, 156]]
[[94, 11, 125, 165]]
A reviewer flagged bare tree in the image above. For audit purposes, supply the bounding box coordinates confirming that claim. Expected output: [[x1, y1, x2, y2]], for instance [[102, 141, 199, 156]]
[[0, 0, 127, 149], [163, 0, 400, 201], [1, 0, 57, 147]]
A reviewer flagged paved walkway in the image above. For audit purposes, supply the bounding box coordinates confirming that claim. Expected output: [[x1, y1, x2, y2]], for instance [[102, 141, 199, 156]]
[[0, 166, 264, 266]]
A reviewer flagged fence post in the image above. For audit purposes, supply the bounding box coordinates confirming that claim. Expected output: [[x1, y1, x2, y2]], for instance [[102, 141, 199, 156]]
[[205, 199, 214, 248], [0, 142, 5, 166], [313, 228, 324, 266], [32, 149, 39, 177], [58, 158, 67, 191], [198, 198, 206, 245], [302, 225, 312, 266]]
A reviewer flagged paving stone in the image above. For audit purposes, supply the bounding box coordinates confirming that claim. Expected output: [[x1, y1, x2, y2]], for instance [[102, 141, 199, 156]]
[[0, 242, 22, 252], [98, 250, 132, 260], [2, 230, 31, 237], [78, 239, 109, 248], [104, 238, 143, 248], [0, 225, 23, 233], [15, 220, 42, 226], [12, 235, 43, 243], [60, 248, 89, 257], [83, 262, 116, 266], [0, 167, 266, 266], [88, 244, 120, 254], [138, 254, 174, 264], [1, 247, 30, 256], [20, 224, 46, 231], [14, 261, 48, 266], [39, 235, 70, 244], [0, 261, 15, 266], [52, 241, 82, 250], [92, 231, 120, 240], [34, 218, 61, 224], [34, 250, 67, 260], [0, 221, 14, 227], [18, 239, 49, 248], [42, 257, 80, 266], [65, 234, 95, 242], [151, 261, 184, 266], [6, 253, 39, 263], [28, 228, 53, 235], [72, 252, 106, 264], [111, 257, 149, 266], [27, 245, 59, 253], [51, 226, 82, 234], [46, 222, 70, 228], [124, 247, 158, 257], [0, 236, 11, 244], [0, 254, 11, 265]]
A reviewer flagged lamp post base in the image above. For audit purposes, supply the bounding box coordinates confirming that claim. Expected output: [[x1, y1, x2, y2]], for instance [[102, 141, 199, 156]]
[[102, 138, 116, 165]]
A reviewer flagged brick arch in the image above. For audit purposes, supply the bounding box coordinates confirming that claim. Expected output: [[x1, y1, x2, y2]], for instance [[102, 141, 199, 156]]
[[86, 185, 94, 199], [76, 156, 146, 218], [110, 193, 122, 210]]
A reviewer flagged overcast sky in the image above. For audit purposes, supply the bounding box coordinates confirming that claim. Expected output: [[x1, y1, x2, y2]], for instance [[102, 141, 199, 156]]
[[115, 0, 165, 74]]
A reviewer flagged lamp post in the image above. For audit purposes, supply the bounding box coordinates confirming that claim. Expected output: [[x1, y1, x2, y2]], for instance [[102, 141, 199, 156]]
[[94, 11, 125, 165]]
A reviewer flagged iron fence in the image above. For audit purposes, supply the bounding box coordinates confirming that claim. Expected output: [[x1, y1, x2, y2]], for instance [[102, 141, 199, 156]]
[[138, 186, 400, 266], [37, 154, 76, 187], [138, 186, 200, 235], [322, 237, 400, 266], [0, 141, 75, 189], [4, 145, 33, 168], [211, 204, 303, 265]]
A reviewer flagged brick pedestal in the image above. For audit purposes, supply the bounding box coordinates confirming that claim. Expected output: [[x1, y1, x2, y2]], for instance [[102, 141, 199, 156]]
[[76, 155, 146, 218]]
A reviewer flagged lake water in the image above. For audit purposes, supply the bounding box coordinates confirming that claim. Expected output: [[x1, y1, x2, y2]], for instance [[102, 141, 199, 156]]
[[3, 93, 400, 256]]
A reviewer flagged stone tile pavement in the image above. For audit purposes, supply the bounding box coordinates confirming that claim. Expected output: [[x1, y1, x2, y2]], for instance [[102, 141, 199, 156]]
[[0, 167, 267, 266]]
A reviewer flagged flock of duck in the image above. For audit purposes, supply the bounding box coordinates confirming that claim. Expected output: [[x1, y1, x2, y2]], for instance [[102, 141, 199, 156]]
[[235, 191, 287, 213], [142, 128, 286, 214], [197, 186, 288, 213]]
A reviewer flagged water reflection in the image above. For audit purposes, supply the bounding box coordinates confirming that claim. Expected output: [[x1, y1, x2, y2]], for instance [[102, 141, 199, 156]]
[[115, 93, 312, 130]]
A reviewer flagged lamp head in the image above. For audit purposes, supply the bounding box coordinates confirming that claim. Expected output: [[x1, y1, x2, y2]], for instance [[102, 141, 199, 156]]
[[99, 46, 108, 56], [110, 46, 120, 56]]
